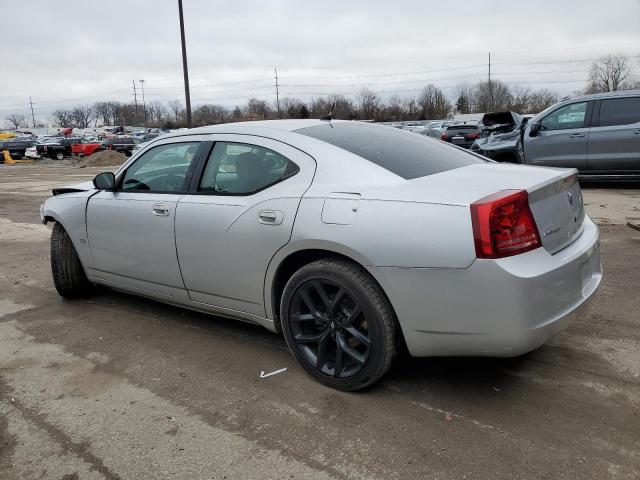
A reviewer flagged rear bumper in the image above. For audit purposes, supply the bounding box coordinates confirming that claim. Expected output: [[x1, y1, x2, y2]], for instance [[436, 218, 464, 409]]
[[370, 216, 602, 357]]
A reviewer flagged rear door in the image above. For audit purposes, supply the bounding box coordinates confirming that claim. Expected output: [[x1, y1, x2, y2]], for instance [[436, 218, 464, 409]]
[[587, 96, 640, 173], [175, 135, 315, 317], [523, 101, 591, 170], [86, 137, 204, 299]]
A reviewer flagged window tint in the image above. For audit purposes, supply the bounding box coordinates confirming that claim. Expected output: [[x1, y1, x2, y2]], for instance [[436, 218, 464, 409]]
[[296, 122, 485, 179], [198, 142, 299, 195], [598, 97, 640, 127], [121, 142, 200, 193], [541, 102, 587, 130]]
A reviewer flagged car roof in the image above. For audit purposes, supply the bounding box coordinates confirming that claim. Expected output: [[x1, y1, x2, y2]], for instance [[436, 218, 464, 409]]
[[561, 89, 640, 102], [163, 119, 335, 140]]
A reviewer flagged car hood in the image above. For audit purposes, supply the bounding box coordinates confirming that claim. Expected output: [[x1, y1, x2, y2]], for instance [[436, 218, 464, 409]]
[[52, 180, 95, 196]]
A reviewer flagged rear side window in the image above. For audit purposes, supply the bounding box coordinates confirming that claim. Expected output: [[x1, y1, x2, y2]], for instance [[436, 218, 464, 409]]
[[296, 122, 485, 179], [598, 97, 640, 127], [198, 142, 299, 195]]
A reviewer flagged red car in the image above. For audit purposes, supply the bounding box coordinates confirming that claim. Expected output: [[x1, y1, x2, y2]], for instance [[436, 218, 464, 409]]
[[71, 139, 102, 156]]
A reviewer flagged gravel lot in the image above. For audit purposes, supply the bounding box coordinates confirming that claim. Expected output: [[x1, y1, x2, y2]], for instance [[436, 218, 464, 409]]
[[0, 163, 639, 479]]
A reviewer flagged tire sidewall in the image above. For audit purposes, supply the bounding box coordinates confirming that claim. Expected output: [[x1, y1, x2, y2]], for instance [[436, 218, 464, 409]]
[[280, 261, 390, 390]]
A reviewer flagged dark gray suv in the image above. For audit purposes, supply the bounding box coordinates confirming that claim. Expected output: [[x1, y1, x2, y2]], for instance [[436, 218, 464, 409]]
[[524, 91, 640, 179]]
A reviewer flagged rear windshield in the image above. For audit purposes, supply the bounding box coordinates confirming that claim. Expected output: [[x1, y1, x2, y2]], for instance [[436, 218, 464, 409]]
[[296, 122, 485, 179]]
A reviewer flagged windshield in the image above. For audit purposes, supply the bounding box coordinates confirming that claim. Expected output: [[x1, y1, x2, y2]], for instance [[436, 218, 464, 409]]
[[296, 122, 486, 179]]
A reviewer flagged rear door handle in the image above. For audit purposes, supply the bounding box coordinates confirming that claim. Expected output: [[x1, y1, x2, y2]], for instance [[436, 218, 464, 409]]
[[569, 133, 586, 138], [633, 130, 640, 135], [258, 210, 283, 225], [152, 204, 170, 216]]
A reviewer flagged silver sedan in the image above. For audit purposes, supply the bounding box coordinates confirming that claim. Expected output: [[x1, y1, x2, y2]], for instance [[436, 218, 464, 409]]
[[41, 120, 602, 390]]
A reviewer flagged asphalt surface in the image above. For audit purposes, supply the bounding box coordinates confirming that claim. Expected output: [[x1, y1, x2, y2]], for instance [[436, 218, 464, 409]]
[[0, 163, 639, 479]]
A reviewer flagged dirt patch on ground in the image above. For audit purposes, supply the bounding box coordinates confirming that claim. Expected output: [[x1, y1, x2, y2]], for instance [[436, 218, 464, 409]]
[[79, 150, 127, 168]]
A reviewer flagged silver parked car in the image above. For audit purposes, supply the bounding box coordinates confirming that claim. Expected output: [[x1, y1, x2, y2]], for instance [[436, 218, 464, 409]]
[[41, 120, 602, 390]]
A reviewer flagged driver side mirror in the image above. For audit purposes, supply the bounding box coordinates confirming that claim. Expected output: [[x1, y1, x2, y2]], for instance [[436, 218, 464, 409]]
[[529, 122, 541, 137], [93, 172, 115, 190]]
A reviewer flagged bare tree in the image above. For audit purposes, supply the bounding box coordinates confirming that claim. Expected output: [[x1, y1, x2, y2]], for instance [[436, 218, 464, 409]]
[[509, 85, 532, 113], [384, 95, 405, 121], [528, 89, 558, 113], [418, 84, 451, 119], [280, 97, 305, 119], [167, 99, 184, 123], [146, 100, 167, 126], [5, 113, 27, 129], [51, 109, 73, 128], [474, 79, 512, 112], [93, 101, 112, 126], [358, 88, 380, 120], [328, 94, 356, 119], [587, 54, 631, 93], [71, 105, 94, 129], [454, 81, 474, 114], [245, 98, 271, 120], [192, 104, 228, 126]]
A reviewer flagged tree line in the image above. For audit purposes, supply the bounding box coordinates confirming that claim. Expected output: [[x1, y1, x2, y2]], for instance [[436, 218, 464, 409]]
[[4, 54, 639, 130]]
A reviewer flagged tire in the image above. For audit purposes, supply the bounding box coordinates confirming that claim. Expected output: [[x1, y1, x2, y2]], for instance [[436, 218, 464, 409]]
[[50, 223, 92, 299], [55, 152, 64, 161], [280, 258, 397, 391]]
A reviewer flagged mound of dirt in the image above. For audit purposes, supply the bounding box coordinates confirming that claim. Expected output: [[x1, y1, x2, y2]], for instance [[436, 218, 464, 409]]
[[79, 150, 127, 167]]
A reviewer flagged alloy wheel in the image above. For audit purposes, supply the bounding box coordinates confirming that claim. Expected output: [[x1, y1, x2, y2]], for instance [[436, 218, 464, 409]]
[[289, 279, 371, 378]]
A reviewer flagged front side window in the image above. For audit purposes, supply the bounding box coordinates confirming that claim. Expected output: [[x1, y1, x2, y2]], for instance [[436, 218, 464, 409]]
[[120, 142, 200, 193], [598, 97, 640, 127], [198, 142, 299, 195], [541, 102, 587, 130]]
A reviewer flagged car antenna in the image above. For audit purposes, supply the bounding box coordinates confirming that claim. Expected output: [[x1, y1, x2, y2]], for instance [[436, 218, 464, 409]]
[[320, 102, 336, 126]]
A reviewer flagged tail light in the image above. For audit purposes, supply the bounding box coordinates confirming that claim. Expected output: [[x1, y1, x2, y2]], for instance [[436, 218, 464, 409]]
[[440, 133, 450, 140], [470, 190, 541, 259], [465, 132, 480, 140], [107, 144, 112, 150]]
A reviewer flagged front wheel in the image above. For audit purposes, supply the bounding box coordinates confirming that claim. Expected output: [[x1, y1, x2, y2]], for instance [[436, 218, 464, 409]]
[[55, 152, 64, 161], [281, 259, 397, 391], [51, 223, 92, 298]]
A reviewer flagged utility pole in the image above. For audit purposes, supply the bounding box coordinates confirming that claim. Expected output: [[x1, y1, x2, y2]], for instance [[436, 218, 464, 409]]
[[275, 67, 281, 118], [29, 96, 36, 128], [132, 80, 139, 125], [178, 0, 192, 128], [488, 52, 492, 111], [140, 79, 147, 130]]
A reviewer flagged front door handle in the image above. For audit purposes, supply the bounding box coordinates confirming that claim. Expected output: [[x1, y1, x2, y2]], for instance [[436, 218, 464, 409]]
[[152, 204, 170, 216], [569, 133, 586, 138], [258, 209, 283, 225], [633, 130, 640, 135]]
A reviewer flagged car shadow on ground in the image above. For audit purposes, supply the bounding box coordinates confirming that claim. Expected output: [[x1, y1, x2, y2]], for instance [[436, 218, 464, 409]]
[[89, 286, 533, 397]]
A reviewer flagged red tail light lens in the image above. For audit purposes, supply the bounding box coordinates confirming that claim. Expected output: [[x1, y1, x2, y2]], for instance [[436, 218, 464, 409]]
[[465, 132, 480, 140], [440, 133, 449, 140], [470, 190, 541, 259]]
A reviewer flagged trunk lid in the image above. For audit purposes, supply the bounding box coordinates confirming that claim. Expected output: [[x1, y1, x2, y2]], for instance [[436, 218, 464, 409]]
[[364, 163, 585, 255]]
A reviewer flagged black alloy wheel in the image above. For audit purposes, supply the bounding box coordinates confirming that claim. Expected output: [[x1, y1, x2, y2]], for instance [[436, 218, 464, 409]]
[[281, 259, 397, 391], [289, 278, 370, 378]]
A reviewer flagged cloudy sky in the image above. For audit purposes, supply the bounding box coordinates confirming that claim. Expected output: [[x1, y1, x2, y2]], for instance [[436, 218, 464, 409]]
[[2, 0, 639, 123]]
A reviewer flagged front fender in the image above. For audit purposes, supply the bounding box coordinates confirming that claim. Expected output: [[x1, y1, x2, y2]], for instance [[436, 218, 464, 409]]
[[42, 192, 95, 268]]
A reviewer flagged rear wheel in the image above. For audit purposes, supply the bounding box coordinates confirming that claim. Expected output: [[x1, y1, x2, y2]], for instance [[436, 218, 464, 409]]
[[51, 223, 92, 298], [281, 259, 396, 391], [55, 152, 64, 161]]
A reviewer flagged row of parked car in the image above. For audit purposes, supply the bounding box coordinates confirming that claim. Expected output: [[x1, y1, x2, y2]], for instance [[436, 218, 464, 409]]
[[0, 131, 161, 162], [393, 90, 640, 179]]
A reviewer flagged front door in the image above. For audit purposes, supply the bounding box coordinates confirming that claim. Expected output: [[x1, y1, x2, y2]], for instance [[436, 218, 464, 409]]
[[175, 135, 315, 317], [523, 101, 590, 170], [587, 96, 640, 173], [86, 138, 203, 299]]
